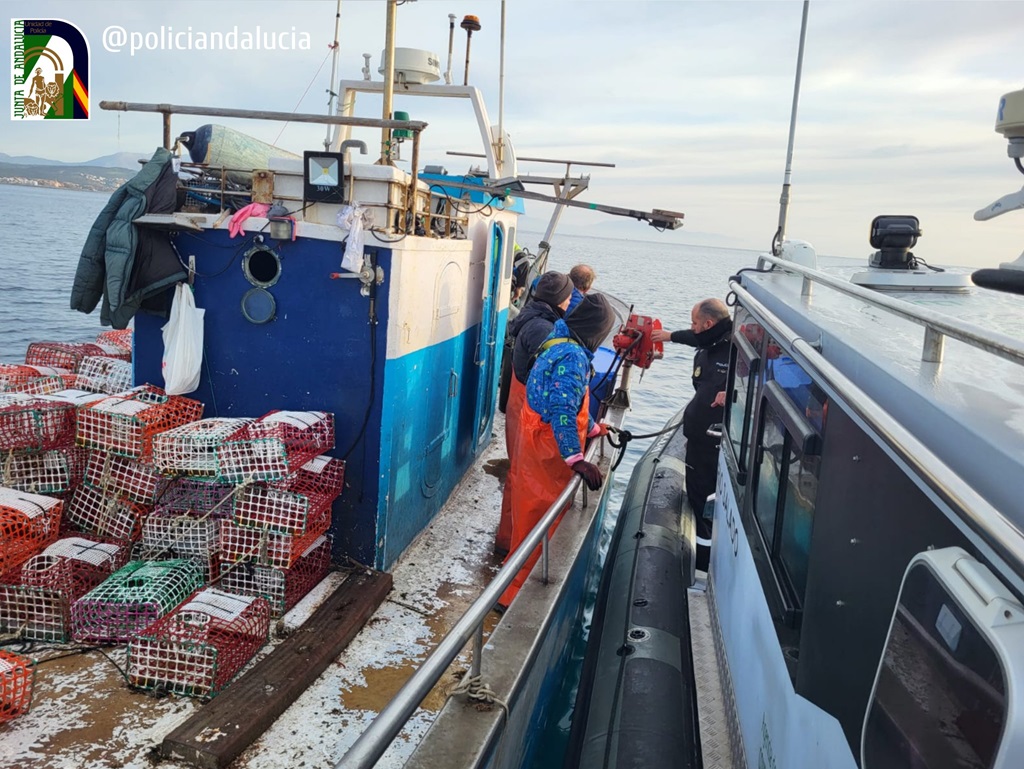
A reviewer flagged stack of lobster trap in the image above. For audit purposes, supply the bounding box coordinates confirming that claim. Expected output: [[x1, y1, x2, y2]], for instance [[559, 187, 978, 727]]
[[0, 330, 345, 715]]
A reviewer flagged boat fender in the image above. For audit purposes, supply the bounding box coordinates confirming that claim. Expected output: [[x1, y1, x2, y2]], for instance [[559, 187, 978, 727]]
[[971, 266, 1024, 295]]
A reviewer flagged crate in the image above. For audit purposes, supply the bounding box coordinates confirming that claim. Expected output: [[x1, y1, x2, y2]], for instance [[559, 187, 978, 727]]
[[76, 386, 203, 459], [220, 503, 331, 569], [64, 485, 150, 542], [76, 357, 133, 395], [0, 447, 87, 496], [25, 342, 109, 372], [216, 535, 331, 618], [233, 456, 344, 535], [138, 509, 222, 580], [127, 587, 269, 698], [0, 364, 75, 395], [0, 394, 77, 452], [158, 477, 238, 519], [152, 418, 254, 477], [95, 328, 133, 356], [0, 488, 62, 575], [217, 411, 334, 483], [71, 559, 203, 643], [0, 536, 130, 642], [85, 451, 168, 505], [0, 650, 33, 723]]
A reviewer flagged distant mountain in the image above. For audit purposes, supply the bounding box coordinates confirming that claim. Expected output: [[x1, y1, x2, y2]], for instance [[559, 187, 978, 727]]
[[0, 161, 133, 192], [0, 150, 148, 170]]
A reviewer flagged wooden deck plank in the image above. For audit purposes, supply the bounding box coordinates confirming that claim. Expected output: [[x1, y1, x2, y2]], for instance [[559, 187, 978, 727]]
[[161, 568, 393, 769]]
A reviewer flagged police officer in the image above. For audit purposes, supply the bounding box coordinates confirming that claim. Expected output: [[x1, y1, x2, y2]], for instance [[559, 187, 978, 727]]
[[653, 298, 732, 569]]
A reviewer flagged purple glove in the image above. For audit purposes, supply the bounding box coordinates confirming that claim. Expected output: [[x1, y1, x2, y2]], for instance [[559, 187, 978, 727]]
[[570, 459, 603, 490]]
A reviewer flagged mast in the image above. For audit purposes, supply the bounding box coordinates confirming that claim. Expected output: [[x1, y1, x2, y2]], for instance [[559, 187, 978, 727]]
[[773, 0, 810, 255], [324, 0, 342, 150], [379, 0, 398, 164]]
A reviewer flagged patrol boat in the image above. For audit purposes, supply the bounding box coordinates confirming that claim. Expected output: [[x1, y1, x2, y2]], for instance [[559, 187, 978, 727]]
[[562, 9, 1024, 768], [1, 3, 680, 768]]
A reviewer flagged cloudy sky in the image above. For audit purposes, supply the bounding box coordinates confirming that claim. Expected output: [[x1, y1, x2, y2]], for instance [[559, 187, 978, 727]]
[[5, 0, 1023, 266]]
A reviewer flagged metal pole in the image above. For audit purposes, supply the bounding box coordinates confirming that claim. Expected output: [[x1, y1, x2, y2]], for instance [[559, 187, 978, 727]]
[[407, 130, 421, 234], [162, 111, 172, 149], [497, 0, 506, 172], [324, 0, 343, 150], [380, 0, 398, 164], [541, 535, 549, 585], [773, 0, 810, 255], [470, 622, 483, 678], [444, 14, 456, 85]]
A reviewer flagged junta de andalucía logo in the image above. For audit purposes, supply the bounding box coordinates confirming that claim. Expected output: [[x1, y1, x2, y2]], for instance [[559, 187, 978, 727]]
[[11, 19, 90, 120]]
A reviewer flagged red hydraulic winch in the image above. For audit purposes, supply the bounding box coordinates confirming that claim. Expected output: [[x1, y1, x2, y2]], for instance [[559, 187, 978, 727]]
[[613, 314, 664, 369]]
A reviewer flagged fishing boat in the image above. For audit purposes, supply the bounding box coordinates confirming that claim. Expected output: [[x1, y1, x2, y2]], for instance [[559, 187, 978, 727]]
[[0, 2, 681, 767], [566, 5, 1024, 768]]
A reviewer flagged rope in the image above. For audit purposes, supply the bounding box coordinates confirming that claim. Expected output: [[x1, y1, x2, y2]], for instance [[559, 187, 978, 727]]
[[447, 673, 509, 720], [605, 420, 684, 471]]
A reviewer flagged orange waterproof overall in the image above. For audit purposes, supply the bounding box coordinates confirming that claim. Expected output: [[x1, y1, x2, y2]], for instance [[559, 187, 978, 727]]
[[499, 389, 589, 608], [495, 375, 527, 554]]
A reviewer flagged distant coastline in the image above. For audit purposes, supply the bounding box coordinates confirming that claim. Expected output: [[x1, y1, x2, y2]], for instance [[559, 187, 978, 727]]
[[0, 163, 132, 193]]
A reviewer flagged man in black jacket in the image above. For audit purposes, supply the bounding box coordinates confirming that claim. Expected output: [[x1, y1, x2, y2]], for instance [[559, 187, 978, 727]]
[[654, 298, 732, 569]]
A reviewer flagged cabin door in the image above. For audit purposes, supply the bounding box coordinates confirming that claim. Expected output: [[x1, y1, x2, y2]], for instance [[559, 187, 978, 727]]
[[474, 223, 505, 446]]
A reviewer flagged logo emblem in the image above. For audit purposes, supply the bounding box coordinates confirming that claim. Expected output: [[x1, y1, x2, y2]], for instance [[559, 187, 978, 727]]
[[12, 19, 90, 120]]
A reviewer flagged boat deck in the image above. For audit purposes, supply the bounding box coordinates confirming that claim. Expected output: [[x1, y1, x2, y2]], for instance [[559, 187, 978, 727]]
[[1, 419, 510, 769]]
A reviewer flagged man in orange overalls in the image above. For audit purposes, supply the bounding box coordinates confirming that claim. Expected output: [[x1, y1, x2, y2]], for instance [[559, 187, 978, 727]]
[[499, 293, 616, 609]]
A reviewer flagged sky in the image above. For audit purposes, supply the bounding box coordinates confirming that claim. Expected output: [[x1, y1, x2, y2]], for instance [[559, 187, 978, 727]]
[[4, 0, 1024, 267]]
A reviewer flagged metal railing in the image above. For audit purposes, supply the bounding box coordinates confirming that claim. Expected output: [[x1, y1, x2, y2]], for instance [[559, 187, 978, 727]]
[[756, 254, 1024, 366], [731, 278, 1024, 591], [336, 433, 608, 769]]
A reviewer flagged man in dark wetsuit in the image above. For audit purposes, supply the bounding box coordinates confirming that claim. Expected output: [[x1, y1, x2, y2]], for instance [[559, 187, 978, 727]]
[[654, 298, 732, 570]]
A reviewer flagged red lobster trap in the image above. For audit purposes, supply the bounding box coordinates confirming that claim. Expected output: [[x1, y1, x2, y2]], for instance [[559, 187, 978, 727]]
[[220, 503, 332, 570], [215, 534, 332, 618], [0, 488, 63, 575], [127, 587, 270, 698], [0, 394, 77, 453], [0, 650, 33, 723], [25, 342, 113, 372], [76, 385, 203, 459], [64, 485, 151, 543], [0, 446, 87, 497], [232, 456, 345, 536], [85, 451, 169, 506], [0, 536, 131, 642], [217, 411, 335, 483]]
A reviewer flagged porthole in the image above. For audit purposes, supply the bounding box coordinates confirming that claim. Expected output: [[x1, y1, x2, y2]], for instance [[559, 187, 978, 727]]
[[241, 287, 277, 324], [243, 244, 282, 288]]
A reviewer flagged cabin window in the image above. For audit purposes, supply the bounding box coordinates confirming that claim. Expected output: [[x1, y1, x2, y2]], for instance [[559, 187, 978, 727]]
[[724, 309, 762, 483], [863, 562, 1006, 768], [751, 345, 822, 621]]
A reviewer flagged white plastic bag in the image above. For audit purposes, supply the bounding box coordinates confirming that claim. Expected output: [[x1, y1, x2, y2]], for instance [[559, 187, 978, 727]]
[[161, 283, 205, 395], [336, 204, 369, 273]]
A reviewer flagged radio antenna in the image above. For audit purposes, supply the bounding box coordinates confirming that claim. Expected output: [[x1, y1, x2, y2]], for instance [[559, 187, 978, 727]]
[[773, 0, 810, 255]]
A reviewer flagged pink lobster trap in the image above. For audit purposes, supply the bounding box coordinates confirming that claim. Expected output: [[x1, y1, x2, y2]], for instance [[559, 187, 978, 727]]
[[71, 559, 203, 644], [137, 508, 224, 581], [76, 385, 203, 459], [0, 650, 33, 723], [152, 418, 254, 477], [233, 455, 344, 535], [84, 451, 168, 505], [0, 488, 62, 575], [95, 328, 133, 356], [0, 446, 87, 497], [75, 356, 133, 395], [217, 411, 334, 483], [215, 534, 332, 618], [0, 364, 77, 395], [64, 485, 151, 542], [127, 587, 270, 698], [0, 393, 77, 453], [0, 536, 131, 642]]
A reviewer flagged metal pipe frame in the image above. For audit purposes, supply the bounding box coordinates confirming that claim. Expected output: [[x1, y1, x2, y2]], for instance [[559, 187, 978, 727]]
[[337, 437, 606, 769], [757, 254, 1024, 367], [730, 279, 1024, 593]]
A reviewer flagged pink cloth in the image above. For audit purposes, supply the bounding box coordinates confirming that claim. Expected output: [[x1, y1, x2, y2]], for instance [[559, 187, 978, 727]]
[[228, 203, 271, 238]]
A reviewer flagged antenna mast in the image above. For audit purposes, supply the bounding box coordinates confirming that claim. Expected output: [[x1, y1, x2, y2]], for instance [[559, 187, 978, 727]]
[[497, 0, 506, 173], [773, 0, 810, 255], [324, 0, 343, 150]]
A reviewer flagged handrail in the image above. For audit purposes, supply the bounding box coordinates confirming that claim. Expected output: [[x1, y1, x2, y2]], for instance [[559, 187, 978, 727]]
[[99, 101, 427, 130], [336, 435, 606, 769], [730, 279, 1024, 591], [756, 254, 1024, 367]]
